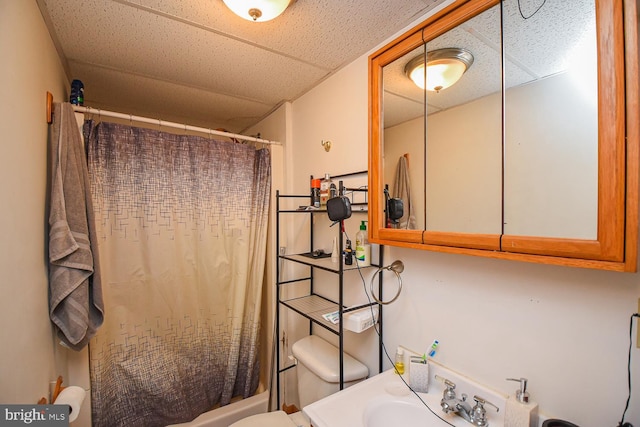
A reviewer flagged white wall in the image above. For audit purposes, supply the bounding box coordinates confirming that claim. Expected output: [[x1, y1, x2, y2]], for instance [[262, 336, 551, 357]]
[[0, 0, 68, 404], [285, 11, 640, 427]]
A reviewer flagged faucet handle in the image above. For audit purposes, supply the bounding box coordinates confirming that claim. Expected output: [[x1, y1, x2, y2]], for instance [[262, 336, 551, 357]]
[[434, 375, 457, 400], [435, 375, 456, 389], [471, 396, 499, 427]]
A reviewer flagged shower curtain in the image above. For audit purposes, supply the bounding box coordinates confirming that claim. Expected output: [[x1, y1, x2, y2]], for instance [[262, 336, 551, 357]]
[[84, 121, 271, 427]]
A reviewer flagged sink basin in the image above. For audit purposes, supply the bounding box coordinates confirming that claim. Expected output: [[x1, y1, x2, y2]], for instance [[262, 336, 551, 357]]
[[363, 396, 435, 427], [304, 364, 506, 427]]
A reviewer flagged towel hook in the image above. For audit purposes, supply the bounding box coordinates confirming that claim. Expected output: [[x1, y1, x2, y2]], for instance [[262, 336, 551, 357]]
[[321, 140, 332, 152]]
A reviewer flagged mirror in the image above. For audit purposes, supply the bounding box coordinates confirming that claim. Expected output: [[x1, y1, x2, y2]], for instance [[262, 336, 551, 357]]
[[370, 0, 635, 269], [382, 45, 426, 230], [423, 4, 502, 234], [502, 0, 598, 239], [380, 0, 598, 237]]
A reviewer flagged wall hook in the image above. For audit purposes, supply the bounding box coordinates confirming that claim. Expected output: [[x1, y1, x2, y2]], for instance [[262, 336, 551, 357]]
[[321, 140, 332, 152]]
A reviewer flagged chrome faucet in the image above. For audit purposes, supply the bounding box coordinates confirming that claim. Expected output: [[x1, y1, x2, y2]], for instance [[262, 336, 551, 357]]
[[435, 375, 499, 427]]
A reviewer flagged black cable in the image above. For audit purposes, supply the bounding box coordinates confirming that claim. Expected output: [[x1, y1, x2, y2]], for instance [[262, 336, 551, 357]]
[[345, 232, 456, 427], [517, 0, 547, 20], [618, 313, 639, 427]]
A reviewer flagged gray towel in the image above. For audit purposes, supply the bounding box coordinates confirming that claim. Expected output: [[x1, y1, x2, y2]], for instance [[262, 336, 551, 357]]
[[48, 102, 103, 350], [393, 155, 416, 230]]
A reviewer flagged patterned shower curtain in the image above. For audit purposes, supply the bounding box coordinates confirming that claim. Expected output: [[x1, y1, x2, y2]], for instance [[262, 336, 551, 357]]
[[84, 121, 271, 427]]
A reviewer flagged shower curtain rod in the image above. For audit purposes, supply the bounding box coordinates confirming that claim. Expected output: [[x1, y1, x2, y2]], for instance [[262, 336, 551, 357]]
[[71, 105, 282, 146]]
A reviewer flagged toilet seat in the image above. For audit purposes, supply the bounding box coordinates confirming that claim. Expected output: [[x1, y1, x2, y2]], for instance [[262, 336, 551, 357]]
[[228, 410, 297, 427]]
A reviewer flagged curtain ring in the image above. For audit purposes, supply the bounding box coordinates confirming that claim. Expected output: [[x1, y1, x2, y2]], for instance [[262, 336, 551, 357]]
[[369, 263, 403, 305]]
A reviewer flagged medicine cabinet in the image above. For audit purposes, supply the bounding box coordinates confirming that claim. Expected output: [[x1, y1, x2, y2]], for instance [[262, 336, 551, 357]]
[[368, 0, 639, 271]]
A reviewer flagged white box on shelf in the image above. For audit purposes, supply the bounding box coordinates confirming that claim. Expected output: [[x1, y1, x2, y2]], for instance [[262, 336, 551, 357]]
[[344, 306, 379, 333]]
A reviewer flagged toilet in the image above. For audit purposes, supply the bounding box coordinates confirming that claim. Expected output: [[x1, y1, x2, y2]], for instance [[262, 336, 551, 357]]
[[230, 335, 369, 427]]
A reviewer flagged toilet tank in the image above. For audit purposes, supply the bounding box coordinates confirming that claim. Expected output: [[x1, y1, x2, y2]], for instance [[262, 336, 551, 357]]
[[291, 335, 369, 408]]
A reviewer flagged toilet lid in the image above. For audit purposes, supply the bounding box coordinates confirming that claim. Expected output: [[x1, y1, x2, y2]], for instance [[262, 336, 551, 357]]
[[292, 335, 369, 383], [229, 410, 296, 427]]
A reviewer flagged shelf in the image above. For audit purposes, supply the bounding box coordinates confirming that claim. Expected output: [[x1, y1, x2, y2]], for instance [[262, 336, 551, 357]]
[[280, 294, 378, 335], [275, 182, 382, 407], [281, 254, 377, 272], [281, 294, 341, 333], [279, 204, 368, 214]]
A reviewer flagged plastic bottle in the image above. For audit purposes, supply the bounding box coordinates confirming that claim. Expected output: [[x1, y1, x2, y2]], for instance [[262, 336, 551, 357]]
[[70, 79, 84, 106], [329, 182, 337, 199], [320, 173, 333, 206], [355, 221, 369, 265], [310, 177, 321, 208], [344, 240, 353, 265], [331, 236, 339, 263], [395, 347, 405, 375]]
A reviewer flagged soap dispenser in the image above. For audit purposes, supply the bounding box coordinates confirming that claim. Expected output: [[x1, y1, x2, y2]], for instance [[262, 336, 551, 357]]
[[394, 347, 405, 375], [505, 377, 539, 427]]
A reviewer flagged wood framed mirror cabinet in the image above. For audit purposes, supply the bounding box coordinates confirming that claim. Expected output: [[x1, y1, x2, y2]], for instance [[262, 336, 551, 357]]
[[368, 0, 639, 271]]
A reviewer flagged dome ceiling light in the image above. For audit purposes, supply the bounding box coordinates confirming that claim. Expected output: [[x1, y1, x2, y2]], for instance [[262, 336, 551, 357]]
[[405, 48, 474, 92], [222, 0, 293, 22]]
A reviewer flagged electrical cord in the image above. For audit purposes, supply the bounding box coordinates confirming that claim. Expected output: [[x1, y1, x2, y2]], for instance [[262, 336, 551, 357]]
[[345, 230, 456, 427], [517, 0, 547, 20], [617, 313, 639, 427]]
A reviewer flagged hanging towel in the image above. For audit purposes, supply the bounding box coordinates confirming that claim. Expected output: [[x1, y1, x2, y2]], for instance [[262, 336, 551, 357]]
[[48, 102, 103, 351], [393, 154, 416, 229]]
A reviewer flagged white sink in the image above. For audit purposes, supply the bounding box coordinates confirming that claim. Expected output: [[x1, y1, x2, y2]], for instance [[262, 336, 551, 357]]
[[363, 396, 435, 427], [303, 361, 507, 427]]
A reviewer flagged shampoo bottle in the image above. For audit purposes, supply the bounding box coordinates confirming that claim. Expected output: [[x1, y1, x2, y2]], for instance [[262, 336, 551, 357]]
[[504, 377, 538, 427], [355, 221, 370, 266]]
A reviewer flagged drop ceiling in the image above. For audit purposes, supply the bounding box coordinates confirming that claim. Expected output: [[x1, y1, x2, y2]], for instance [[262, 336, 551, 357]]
[[37, 0, 448, 133]]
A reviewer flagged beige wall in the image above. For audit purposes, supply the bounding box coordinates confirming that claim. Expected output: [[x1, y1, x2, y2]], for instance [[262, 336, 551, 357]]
[[0, 0, 68, 404], [286, 10, 640, 427]]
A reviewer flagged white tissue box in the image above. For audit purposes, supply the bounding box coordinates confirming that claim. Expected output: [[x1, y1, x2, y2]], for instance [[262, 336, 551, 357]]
[[343, 306, 379, 333]]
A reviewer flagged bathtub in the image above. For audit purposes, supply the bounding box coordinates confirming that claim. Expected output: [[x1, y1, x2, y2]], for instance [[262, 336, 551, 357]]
[[168, 390, 270, 427]]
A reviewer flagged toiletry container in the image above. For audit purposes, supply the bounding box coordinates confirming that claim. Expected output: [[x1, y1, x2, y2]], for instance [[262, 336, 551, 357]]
[[394, 347, 405, 374], [310, 178, 321, 208], [355, 221, 370, 266], [320, 173, 333, 206], [331, 236, 339, 263], [230, 335, 368, 427], [409, 356, 429, 392], [504, 377, 539, 427], [70, 79, 84, 105], [344, 239, 353, 265]]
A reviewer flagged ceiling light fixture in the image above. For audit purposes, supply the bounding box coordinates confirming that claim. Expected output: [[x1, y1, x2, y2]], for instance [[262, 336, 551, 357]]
[[404, 48, 474, 92], [222, 0, 293, 22]]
